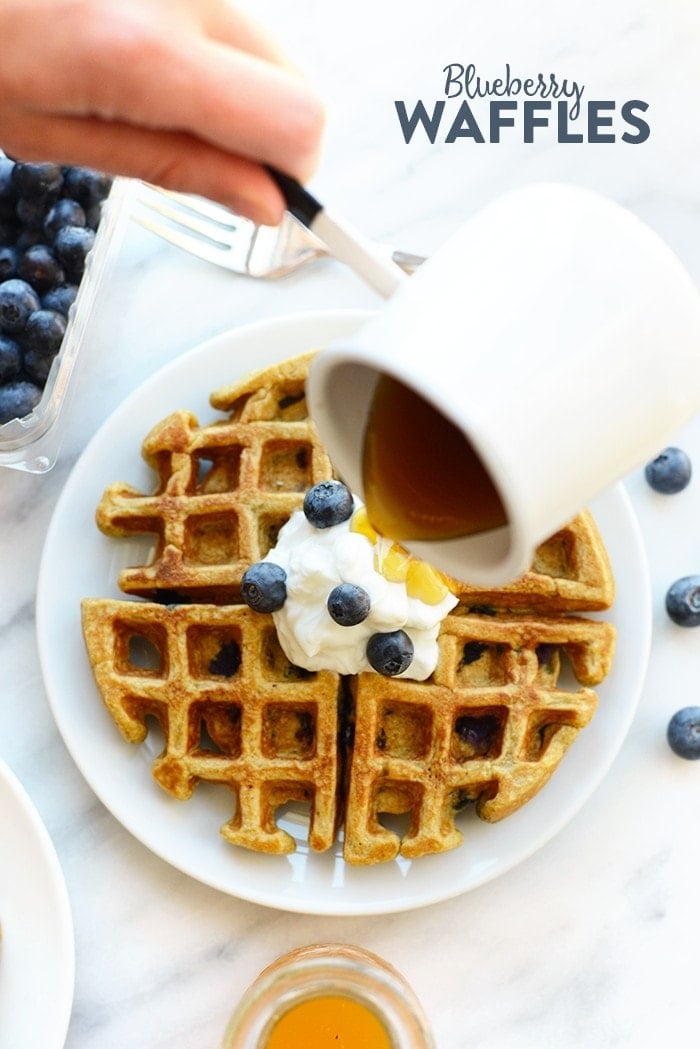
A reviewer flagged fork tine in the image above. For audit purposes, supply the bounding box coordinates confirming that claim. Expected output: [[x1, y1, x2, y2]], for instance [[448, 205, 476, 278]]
[[133, 197, 313, 277], [133, 207, 245, 268], [139, 184, 325, 258], [139, 183, 250, 231], [135, 191, 245, 248], [134, 184, 328, 277]]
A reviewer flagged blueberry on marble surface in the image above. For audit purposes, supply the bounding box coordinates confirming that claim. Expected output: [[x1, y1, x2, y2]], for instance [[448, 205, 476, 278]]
[[241, 562, 287, 613], [366, 629, 414, 676], [665, 576, 700, 627], [327, 582, 371, 626], [303, 481, 354, 528], [644, 447, 692, 494], [667, 707, 700, 759]]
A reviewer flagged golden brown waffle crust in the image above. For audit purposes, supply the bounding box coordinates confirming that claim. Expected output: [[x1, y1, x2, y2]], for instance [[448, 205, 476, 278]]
[[81, 597, 342, 855], [450, 509, 615, 613], [94, 351, 335, 605], [342, 611, 615, 864]]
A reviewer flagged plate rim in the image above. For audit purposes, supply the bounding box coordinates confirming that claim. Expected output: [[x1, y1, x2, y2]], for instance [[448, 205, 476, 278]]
[[0, 758, 75, 1047], [36, 307, 652, 916]]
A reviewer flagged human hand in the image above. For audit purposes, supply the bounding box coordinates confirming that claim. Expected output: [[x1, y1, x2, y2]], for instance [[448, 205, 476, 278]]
[[0, 0, 325, 224]]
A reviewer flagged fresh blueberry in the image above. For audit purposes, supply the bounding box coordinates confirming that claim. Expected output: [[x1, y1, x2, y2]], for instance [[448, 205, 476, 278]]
[[0, 380, 42, 424], [23, 347, 55, 385], [0, 279, 40, 333], [22, 309, 66, 381], [43, 198, 86, 241], [667, 706, 700, 759], [15, 196, 51, 231], [0, 197, 17, 224], [53, 225, 95, 279], [303, 481, 354, 529], [327, 582, 371, 626], [61, 166, 112, 207], [666, 576, 700, 627], [0, 245, 18, 280], [83, 201, 105, 230], [42, 284, 78, 316], [0, 217, 19, 243], [241, 561, 287, 613], [645, 447, 692, 494], [14, 227, 45, 250], [366, 629, 414, 676], [22, 309, 67, 356], [17, 244, 65, 293], [0, 335, 21, 382], [11, 161, 63, 200]]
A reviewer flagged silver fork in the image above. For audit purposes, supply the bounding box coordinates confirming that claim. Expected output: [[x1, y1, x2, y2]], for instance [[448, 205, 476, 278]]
[[133, 182, 425, 280]]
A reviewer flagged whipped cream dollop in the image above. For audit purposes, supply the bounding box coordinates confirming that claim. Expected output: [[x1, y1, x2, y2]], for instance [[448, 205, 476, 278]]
[[263, 499, 458, 680]]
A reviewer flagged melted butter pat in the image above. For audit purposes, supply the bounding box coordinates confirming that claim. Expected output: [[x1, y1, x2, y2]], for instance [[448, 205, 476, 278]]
[[351, 509, 453, 605]]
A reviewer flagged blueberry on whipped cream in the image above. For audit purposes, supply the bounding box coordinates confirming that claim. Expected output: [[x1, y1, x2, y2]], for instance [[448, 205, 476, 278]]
[[241, 482, 458, 679], [240, 561, 287, 613]]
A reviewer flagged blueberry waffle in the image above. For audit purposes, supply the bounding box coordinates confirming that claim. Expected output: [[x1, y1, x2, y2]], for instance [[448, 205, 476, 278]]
[[94, 351, 335, 604], [452, 509, 615, 614], [82, 352, 616, 863], [81, 598, 342, 854], [342, 610, 615, 864]]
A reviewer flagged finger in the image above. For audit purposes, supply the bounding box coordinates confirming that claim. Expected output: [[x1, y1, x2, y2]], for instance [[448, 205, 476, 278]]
[[201, 2, 297, 71], [0, 109, 287, 225], [191, 43, 326, 181]]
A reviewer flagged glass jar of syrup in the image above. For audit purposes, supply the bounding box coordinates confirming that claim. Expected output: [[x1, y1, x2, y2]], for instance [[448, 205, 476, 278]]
[[220, 943, 435, 1049]]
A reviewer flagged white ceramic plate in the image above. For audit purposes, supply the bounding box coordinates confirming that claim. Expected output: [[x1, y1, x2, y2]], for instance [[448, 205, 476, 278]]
[[0, 760, 74, 1047], [36, 308, 651, 916]]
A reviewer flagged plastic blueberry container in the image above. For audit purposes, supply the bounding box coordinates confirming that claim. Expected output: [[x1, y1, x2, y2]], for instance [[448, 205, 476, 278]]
[[0, 175, 134, 474]]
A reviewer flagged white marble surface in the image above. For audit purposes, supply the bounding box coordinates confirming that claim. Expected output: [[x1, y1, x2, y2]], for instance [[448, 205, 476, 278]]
[[2, 1, 700, 1045]]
